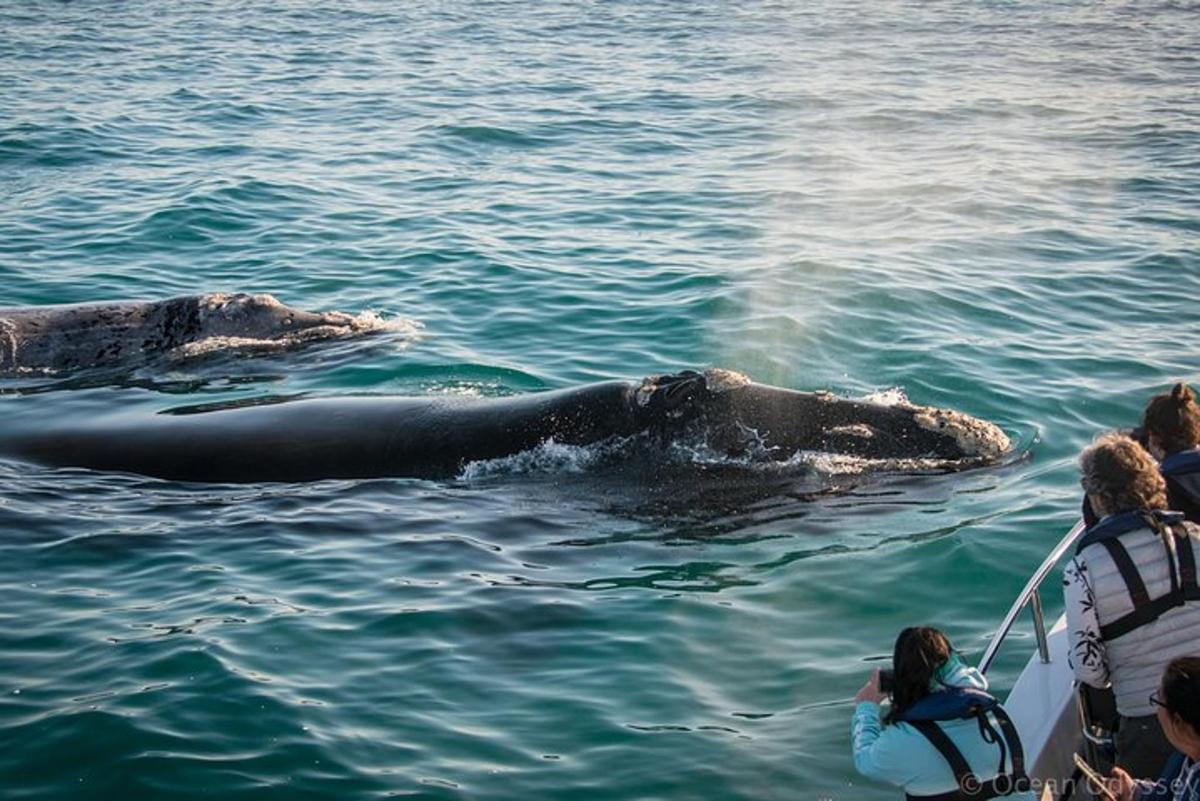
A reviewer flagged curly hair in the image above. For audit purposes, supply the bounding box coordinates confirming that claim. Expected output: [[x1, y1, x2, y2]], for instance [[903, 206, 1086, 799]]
[[1079, 432, 1167, 516], [1143, 382, 1200, 456]]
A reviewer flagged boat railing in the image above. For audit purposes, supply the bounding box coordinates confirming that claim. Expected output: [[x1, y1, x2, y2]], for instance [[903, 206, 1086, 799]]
[[978, 520, 1086, 675]]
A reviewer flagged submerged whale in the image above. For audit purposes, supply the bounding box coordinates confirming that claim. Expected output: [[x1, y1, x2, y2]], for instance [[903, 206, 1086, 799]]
[[0, 369, 1012, 483], [0, 293, 401, 375]]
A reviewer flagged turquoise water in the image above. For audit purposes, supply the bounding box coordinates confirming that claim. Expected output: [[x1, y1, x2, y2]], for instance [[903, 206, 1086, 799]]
[[2, 1, 1199, 798]]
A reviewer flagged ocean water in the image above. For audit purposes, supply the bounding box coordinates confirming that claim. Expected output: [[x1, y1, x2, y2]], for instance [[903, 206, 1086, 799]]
[[1, 1, 1198, 798]]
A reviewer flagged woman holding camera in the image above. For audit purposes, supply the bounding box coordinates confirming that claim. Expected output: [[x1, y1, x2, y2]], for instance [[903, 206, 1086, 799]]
[[851, 627, 1033, 799], [1108, 656, 1200, 801]]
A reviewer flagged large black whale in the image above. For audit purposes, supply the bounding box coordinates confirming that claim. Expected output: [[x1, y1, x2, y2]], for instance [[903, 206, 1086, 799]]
[[0, 293, 404, 375], [0, 369, 1011, 483]]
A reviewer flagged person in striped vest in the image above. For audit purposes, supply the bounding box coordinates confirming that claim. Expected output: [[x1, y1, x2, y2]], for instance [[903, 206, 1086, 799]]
[[1065, 433, 1200, 779]]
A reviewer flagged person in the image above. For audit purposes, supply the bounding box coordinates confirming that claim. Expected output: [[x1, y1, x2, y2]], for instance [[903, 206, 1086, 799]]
[[1065, 434, 1200, 779], [851, 626, 1033, 799], [1083, 383, 1200, 528], [1108, 656, 1200, 801], [1143, 383, 1200, 523]]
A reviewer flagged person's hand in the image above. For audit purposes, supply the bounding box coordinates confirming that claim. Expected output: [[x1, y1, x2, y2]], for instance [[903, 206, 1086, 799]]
[[1106, 766, 1137, 801], [854, 668, 887, 705]]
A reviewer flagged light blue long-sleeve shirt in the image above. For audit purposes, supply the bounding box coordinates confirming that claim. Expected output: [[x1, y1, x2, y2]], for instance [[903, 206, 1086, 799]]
[[850, 658, 1035, 798]]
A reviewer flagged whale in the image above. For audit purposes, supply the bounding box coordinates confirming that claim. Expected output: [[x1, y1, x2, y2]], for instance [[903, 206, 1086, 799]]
[[0, 369, 1012, 483], [0, 293, 399, 375]]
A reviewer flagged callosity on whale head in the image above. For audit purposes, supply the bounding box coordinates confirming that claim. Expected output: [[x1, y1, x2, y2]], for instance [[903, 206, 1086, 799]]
[[642, 368, 1013, 469], [196, 293, 364, 341], [906, 402, 1012, 462]]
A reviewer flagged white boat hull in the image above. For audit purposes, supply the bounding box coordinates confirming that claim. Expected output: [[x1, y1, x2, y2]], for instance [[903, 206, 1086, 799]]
[[1002, 615, 1082, 799]]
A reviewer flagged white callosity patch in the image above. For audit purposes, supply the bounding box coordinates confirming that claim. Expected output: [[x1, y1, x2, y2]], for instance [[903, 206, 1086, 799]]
[[910, 405, 1011, 460], [827, 424, 876, 439], [860, 386, 1011, 459], [702, 368, 751, 393], [169, 335, 299, 359], [792, 450, 978, 475], [174, 294, 423, 360], [198, 292, 246, 313]]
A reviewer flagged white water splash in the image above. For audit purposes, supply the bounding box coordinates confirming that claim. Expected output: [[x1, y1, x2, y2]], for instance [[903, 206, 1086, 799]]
[[861, 387, 910, 406], [458, 438, 622, 480]]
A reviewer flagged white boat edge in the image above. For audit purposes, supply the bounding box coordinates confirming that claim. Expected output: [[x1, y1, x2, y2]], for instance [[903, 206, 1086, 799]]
[[1002, 615, 1081, 800]]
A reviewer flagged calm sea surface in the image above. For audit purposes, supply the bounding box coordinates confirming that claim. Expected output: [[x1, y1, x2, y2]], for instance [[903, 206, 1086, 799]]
[[2, 2, 1198, 798]]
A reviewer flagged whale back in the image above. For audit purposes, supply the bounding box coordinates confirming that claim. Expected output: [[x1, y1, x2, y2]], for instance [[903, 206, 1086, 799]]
[[0, 381, 644, 483], [0, 293, 394, 375], [0, 372, 1010, 483], [0, 297, 202, 374]]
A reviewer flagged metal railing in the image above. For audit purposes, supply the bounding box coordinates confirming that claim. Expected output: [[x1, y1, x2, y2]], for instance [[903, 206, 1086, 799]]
[[978, 520, 1086, 675]]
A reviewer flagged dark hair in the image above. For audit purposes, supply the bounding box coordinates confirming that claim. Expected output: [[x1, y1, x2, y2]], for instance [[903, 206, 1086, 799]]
[[885, 626, 951, 725], [1143, 382, 1200, 456], [1079, 432, 1168, 515], [1162, 656, 1200, 733]]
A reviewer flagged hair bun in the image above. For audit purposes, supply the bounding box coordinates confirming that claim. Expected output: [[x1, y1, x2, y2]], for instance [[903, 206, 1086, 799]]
[[1171, 382, 1195, 406]]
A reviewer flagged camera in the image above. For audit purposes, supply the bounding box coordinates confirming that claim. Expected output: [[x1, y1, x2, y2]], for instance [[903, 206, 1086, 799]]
[[878, 669, 894, 694]]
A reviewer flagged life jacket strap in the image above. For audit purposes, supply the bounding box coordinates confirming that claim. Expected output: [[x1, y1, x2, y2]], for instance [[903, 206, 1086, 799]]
[[1097, 521, 1200, 641], [990, 706, 1028, 783], [904, 711, 1031, 801], [909, 719, 975, 788], [1177, 527, 1200, 597]]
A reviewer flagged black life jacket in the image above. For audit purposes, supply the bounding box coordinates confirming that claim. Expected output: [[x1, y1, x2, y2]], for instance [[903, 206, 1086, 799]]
[[1161, 449, 1200, 524], [1075, 509, 1200, 641], [899, 687, 1030, 801]]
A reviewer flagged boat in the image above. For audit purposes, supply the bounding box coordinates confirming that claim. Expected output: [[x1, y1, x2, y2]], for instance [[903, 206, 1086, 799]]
[[978, 520, 1117, 801]]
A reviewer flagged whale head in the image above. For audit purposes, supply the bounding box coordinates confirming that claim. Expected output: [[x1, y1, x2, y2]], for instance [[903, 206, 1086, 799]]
[[904, 402, 1012, 463], [669, 370, 1013, 470], [197, 293, 361, 340]]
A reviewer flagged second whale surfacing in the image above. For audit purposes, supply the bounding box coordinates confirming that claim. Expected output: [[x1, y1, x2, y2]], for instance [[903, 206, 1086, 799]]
[[0, 293, 411, 376], [0, 369, 1012, 484]]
